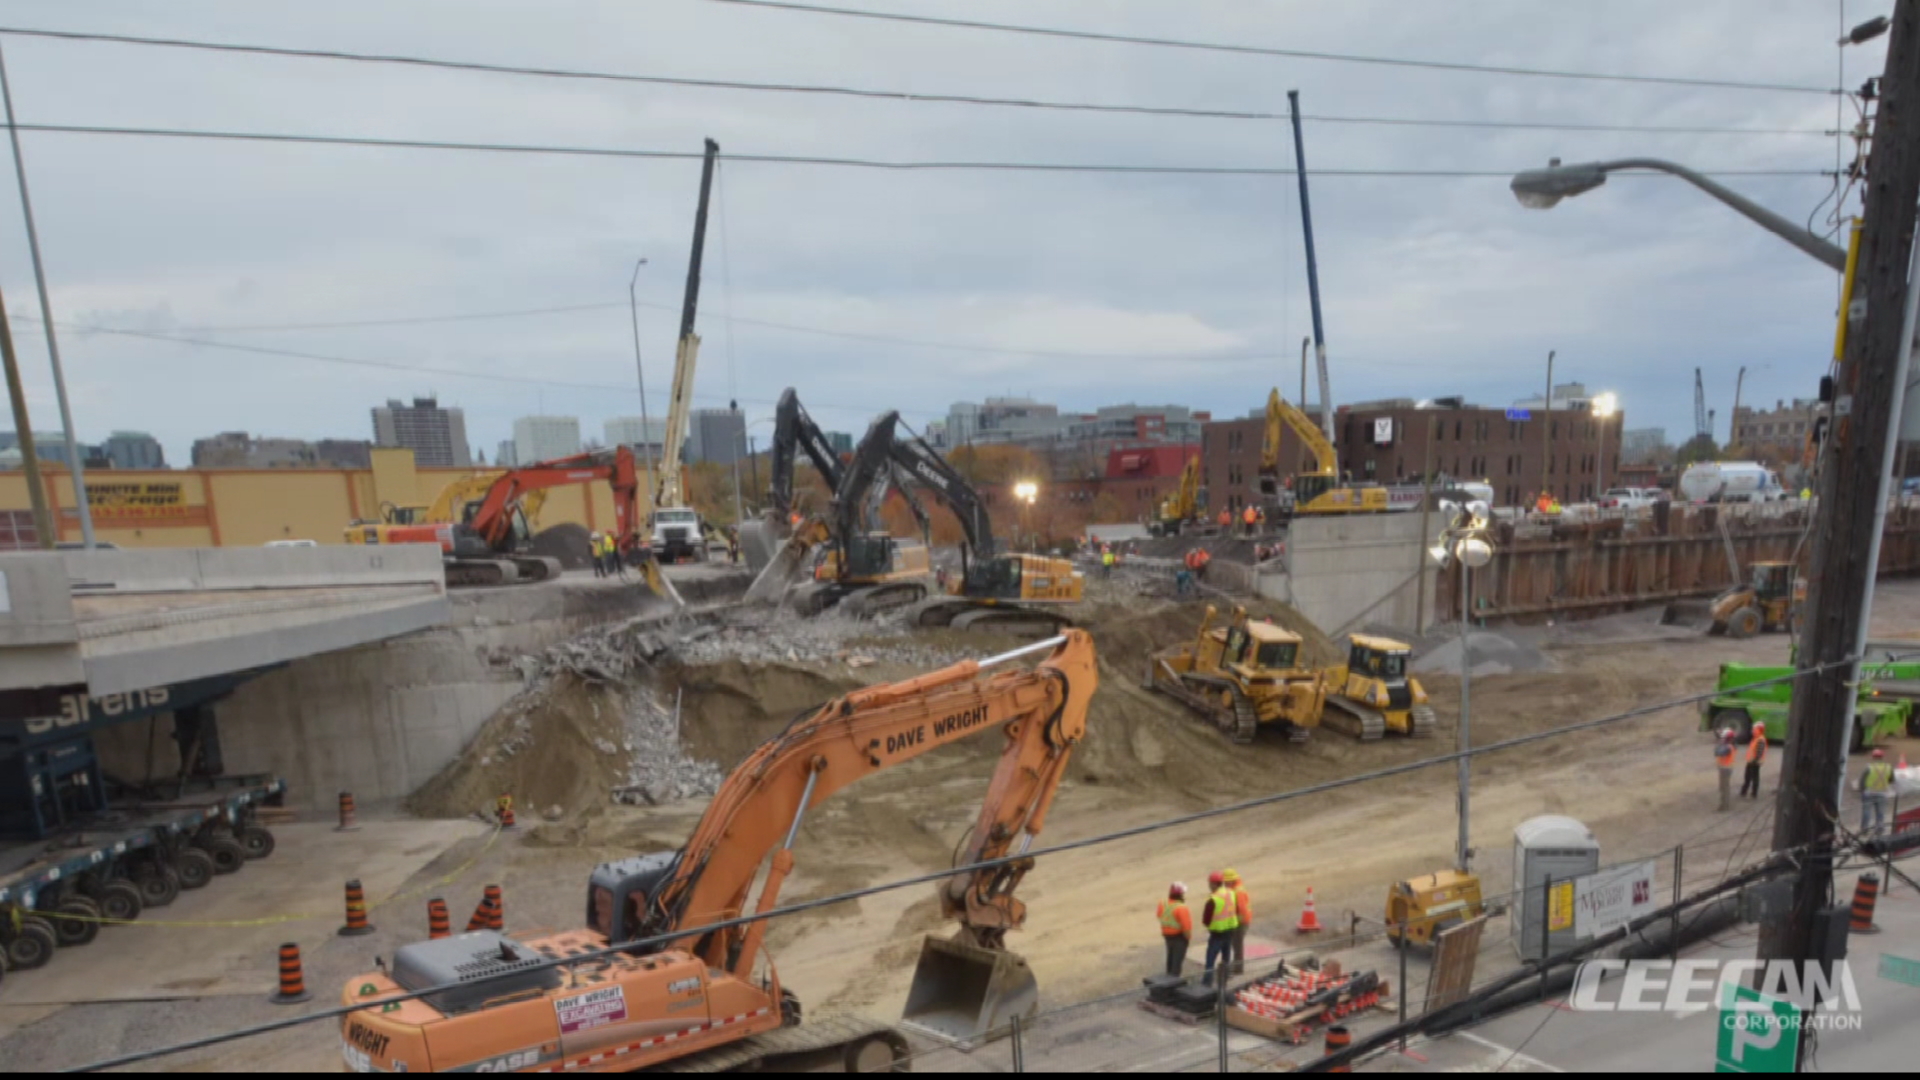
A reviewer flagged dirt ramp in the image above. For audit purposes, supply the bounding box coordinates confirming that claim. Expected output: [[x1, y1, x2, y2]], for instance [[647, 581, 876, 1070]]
[[411, 676, 636, 820], [668, 660, 855, 770]]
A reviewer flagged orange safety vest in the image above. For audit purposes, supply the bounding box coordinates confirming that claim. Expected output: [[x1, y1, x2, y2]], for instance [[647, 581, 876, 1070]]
[[1715, 741, 1735, 769], [1158, 900, 1192, 938], [1243, 507, 1257, 525], [1747, 733, 1767, 765], [1233, 886, 1251, 924], [1218, 511, 1230, 526]]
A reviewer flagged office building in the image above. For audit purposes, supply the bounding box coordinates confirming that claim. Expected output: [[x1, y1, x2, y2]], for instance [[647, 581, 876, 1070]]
[[495, 439, 518, 468], [604, 416, 668, 456], [512, 415, 582, 466], [688, 408, 746, 465], [827, 431, 854, 454], [102, 431, 166, 470], [1731, 400, 1817, 460], [372, 397, 471, 468]]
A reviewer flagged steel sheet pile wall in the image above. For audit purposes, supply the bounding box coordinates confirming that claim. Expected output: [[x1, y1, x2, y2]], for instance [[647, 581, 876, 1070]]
[[1439, 504, 1920, 620]]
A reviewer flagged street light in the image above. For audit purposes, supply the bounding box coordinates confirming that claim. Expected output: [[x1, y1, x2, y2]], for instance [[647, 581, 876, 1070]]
[[627, 256, 655, 490], [1431, 499, 1493, 875], [1014, 481, 1039, 552], [1592, 391, 1618, 496], [1511, 158, 1848, 273]]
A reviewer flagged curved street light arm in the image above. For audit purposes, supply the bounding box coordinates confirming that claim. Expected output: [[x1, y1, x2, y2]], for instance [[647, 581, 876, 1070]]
[[1597, 158, 1847, 272]]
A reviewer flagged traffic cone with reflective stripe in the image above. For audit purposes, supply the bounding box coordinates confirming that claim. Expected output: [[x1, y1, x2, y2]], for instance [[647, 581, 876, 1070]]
[[339, 880, 375, 937], [270, 943, 311, 1004], [466, 892, 491, 933], [427, 898, 451, 940], [1850, 873, 1882, 935], [335, 791, 360, 833], [1295, 887, 1323, 934], [484, 884, 504, 932]]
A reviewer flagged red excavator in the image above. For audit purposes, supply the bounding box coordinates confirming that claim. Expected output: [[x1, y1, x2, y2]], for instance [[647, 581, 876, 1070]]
[[348, 447, 669, 592], [339, 631, 1098, 1073]]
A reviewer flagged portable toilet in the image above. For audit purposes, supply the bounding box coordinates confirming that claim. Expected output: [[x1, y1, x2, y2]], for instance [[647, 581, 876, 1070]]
[[1512, 815, 1599, 961]]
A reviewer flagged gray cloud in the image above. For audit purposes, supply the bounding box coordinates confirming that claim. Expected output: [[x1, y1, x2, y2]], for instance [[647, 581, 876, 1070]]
[[0, 0, 1883, 459]]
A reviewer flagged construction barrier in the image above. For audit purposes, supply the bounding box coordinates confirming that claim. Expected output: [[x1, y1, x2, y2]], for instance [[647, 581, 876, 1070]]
[[428, 898, 451, 940], [336, 791, 360, 833], [496, 795, 517, 830], [1324, 1025, 1352, 1073], [485, 884, 505, 932]]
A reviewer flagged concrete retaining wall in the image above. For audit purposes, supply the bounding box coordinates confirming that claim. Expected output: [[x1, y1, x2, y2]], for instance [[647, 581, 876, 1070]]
[[93, 573, 742, 815], [1284, 513, 1435, 636]]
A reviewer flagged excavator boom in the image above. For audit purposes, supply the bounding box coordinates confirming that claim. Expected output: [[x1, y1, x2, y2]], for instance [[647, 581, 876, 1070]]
[[341, 633, 1097, 1070]]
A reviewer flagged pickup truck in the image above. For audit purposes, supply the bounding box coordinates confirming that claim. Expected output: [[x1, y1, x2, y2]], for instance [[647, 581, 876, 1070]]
[[1598, 487, 1662, 511], [1700, 661, 1913, 752]]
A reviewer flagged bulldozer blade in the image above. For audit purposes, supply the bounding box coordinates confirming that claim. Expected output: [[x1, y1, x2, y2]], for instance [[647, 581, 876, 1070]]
[[1660, 600, 1716, 632], [899, 934, 1038, 1049]]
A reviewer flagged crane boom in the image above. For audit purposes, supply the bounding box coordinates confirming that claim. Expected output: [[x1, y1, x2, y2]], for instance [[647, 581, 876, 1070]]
[[1694, 367, 1711, 440], [656, 138, 720, 509]]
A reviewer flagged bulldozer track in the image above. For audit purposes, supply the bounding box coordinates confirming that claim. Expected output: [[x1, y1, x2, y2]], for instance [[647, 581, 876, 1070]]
[[1409, 704, 1437, 738], [1320, 698, 1386, 741], [656, 1014, 909, 1073], [1227, 689, 1259, 745], [1146, 658, 1259, 745]]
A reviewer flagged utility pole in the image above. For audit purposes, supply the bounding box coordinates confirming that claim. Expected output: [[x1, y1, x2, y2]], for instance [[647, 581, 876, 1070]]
[[1730, 365, 1748, 455], [1541, 350, 1555, 501], [0, 293, 52, 546], [1760, 5, 1920, 1069], [0, 42, 92, 546]]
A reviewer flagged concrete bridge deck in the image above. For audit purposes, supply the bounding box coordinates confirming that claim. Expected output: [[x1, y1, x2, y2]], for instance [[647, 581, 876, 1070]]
[[0, 546, 450, 699]]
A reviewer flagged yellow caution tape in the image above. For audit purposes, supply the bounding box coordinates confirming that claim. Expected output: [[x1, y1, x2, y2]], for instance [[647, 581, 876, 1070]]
[[31, 824, 504, 929]]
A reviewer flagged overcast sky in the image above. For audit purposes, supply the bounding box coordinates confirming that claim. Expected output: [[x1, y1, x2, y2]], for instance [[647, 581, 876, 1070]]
[[0, 0, 1886, 464]]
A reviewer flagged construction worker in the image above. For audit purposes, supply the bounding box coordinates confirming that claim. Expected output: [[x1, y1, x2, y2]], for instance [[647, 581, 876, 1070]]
[[588, 532, 606, 578], [1194, 546, 1211, 583], [1740, 721, 1767, 799], [1101, 545, 1115, 579], [1535, 491, 1553, 514], [1201, 871, 1239, 988], [1223, 869, 1251, 977], [1714, 728, 1736, 812], [1242, 505, 1258, 537], [1861, 749, 1896, 837], [1217, 509, 1231, 531], [608, 533, 629, 580], [1157, 883, 1193, 978]]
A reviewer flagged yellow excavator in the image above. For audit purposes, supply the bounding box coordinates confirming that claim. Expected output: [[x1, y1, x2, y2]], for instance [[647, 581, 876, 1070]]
[[340, 633, 1098, 1072], [1149, 455, 1202, 537], [1258, 389, 1388, 518]]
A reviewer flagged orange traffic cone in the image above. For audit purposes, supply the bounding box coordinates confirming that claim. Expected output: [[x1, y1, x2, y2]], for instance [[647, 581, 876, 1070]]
[[1295, 887, 1323, 934], [1900, 753, 1910, 771]]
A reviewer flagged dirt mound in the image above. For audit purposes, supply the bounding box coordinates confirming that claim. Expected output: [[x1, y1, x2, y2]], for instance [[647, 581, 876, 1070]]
[[1412, 628, 1557, 676], [530, 523, 594, 570], [1082, 596, 1340, 674]]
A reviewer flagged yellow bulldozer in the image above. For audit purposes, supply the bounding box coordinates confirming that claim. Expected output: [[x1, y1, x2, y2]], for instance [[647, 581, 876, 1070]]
[[1661, 561, 1804, 638], [1145, 605, 1326, 743], [1321, 634, 1437, 740]]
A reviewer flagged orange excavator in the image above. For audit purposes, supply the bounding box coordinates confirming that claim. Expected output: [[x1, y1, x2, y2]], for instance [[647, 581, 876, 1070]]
[[348, 447, 671, 594], [339, 632, 1098, 1073]]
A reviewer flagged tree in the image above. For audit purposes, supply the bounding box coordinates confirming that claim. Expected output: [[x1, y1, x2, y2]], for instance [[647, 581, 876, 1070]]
[[1090, 491, 1125, 524], [1675, 435, 1720, 467], [948, 443, 1046, 485]]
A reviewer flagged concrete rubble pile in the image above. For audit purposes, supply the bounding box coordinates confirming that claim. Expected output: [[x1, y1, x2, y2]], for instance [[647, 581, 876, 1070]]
[[674, 610, 968, 669], [614, 692, 725, 807]]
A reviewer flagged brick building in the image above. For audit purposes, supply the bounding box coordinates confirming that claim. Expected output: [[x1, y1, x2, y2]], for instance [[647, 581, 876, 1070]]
[[1731, 399, 1816, 461], [1200, 397, 1626, 509]]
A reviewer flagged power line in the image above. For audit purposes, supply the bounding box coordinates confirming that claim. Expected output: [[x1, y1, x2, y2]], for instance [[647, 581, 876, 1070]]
[[0, 26, 1832, 136], [707, 0, 1838, 96], [5, 122, 1836, 179], [160, 300, 626, 332], [66, 655, 1857, 1073]]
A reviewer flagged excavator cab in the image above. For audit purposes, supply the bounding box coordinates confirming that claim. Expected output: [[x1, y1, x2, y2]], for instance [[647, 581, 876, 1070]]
[[586, 852, 679, 952]]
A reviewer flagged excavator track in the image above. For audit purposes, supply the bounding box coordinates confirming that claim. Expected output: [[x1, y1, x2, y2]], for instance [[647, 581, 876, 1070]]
[[1320, 698, 1387, 742], [947, 605, 1075, 636], [1409, 704, 1437, 738], [445, 558, 521, 588], [509, 555, 565, 583], [841, 582, 930, 619], [655, 1014, 911, 1074]]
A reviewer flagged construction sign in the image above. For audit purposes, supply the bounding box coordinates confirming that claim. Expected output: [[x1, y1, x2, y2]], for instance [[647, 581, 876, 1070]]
[[1575, 861, 1658, 938], [1548, 881, 1575, 933]]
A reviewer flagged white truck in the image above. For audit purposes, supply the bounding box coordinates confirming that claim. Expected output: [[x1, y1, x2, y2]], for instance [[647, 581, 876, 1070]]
[[1677, 462, 1786, 504], [1598, 487, 1662, 511]]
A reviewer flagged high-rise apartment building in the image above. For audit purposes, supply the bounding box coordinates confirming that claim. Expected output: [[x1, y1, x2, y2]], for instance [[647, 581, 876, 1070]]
[[687, 408, 746, 465], [372, 397, 471, 468], [512, 416, 582, 466]]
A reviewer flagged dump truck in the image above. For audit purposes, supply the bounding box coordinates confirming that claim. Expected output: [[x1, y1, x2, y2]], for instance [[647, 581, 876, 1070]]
[[340, 632, 1099, 1072], [1701, 661, 1911, 753], [1321, 634, 1437, 741], [1146, 605, 1326, 743]]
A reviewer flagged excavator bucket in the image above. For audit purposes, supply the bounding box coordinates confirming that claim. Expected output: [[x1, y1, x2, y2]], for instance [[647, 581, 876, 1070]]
[[745, 539, 808, 605], [737, 518, 780, 576], [641, 558, 684, 608], [899, 935, 1039, 1049]]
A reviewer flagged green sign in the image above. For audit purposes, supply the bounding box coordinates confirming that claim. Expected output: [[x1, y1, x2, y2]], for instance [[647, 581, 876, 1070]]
[[1881, 954, 1920, 988], [1715, 982, 1800, 1074]]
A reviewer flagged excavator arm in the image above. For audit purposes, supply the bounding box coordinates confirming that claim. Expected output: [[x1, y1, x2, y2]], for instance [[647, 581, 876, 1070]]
[[1262, 388, 1339, 480], [623, 632, 1095, 990], [766, 387, 845, 519], [466, 448, 644, 553]]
